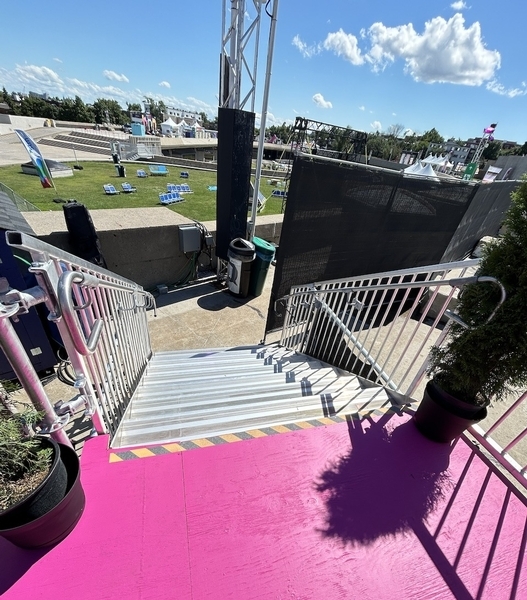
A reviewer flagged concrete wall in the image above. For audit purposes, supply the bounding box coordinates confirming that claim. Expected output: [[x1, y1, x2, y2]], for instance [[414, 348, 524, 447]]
[[0, 114, 54, 135], [23, 207, 283, 290]]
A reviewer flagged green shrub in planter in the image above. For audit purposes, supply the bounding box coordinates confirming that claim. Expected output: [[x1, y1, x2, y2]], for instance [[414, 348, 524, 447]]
[[0, 407, 52, 512], [416, 176, 527, 442]]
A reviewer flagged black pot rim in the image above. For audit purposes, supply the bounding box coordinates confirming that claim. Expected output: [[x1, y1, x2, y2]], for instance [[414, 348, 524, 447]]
[[0, 436, 61, 519], [426, 379, 488, 420]]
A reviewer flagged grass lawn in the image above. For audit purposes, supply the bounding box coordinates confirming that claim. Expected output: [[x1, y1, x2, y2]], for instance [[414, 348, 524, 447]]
[[0, 161, 284, 221]]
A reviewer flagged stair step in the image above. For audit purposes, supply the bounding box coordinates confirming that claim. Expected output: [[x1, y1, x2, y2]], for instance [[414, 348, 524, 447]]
[[140, 362, 333, 387], [112, 387, 390, 448], [128, 377, 363, 414], [136, 367, 349, 398]]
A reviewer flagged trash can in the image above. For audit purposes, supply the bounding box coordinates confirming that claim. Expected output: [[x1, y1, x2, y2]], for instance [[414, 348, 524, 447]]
[[249, 237, 276, 297], [227, 238, 255, 298], [117, 165, 126, 177]]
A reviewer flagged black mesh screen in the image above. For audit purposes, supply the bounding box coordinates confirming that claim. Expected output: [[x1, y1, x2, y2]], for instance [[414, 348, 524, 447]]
[[215, 107, 255, 259], [266, 156, 479, 332], [441, 181, 518, 262]]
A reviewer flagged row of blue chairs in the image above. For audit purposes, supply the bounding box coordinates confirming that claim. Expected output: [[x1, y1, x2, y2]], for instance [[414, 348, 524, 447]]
[[103, 183, 137, 195], [271, 189, 287, 198], [167, 183, 193, 194], [159, 192, 184, 205]]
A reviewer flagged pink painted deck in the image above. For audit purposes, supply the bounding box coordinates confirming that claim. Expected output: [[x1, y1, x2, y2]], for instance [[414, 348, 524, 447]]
[[1, 412, 527, 599]]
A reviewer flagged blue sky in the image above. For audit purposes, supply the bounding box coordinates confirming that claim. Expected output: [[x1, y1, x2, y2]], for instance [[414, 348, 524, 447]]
[[1, 1, 525, 143]]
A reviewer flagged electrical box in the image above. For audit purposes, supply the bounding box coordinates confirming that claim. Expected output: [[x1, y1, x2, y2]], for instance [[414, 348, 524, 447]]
[[178, 224, 201, 253]]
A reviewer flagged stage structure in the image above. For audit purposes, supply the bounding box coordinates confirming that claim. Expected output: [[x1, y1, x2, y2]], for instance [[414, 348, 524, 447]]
[[280, 118, 369, 212]]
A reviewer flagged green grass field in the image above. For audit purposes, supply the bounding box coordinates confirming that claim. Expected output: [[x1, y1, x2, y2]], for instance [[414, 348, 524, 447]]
[[0, 161, 284, 221]]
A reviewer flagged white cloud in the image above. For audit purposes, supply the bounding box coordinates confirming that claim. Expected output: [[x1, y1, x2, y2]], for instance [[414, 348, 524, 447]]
[[451, 1, 468, 10], [486, 79, 527, 98], [103, 70, 129, 83], [358, 105, 365, 111], [53, 58, 62, 63], [0, 64, 219, 117], [13, 65, 63, 87], [370, 120, 382, 131], [323, 29, 364, 65], [365, 14, 500, 85], [292, 35, 321, 58], [312, 93, 332, 108], [159, 81, 171, 88], [392, 112, 397, 116]]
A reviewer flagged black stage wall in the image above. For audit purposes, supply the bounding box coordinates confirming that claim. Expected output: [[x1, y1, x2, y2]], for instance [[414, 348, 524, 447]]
[[215, 107, 255, 259], [266, 155, 483, 332]]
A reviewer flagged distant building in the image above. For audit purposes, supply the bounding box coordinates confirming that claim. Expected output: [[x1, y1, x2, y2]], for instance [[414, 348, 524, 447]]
[[164, 107, 202, 125], [427, 140, 471, 169], [29, 91, 49, 101]]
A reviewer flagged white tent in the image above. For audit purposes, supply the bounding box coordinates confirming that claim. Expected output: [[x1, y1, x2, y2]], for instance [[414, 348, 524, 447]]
[[403, 161, 424, 174], [161, 117, 181, 136], [421, 154, 439, 165], [403, 161, 440, 181]]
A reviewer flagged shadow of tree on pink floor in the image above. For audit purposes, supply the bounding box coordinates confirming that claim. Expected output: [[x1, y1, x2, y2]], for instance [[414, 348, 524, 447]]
[[315, 412, 453, 547]]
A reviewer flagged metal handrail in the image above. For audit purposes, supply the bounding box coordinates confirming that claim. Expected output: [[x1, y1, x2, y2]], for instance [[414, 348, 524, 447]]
[[5, 231, 156, 438]]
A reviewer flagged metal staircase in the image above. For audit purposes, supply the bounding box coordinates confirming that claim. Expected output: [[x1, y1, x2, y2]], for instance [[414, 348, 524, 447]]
[[111, 344, 391, 448], [5, 231, 527, 490]]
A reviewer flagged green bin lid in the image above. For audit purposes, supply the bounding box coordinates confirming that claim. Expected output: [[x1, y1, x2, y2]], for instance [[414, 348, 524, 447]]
[[252, 236, 275, 257]]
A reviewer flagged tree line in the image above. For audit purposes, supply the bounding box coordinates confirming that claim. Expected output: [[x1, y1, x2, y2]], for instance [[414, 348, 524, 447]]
[[2, 87, 524, 160], [0, 88, 218, 130]]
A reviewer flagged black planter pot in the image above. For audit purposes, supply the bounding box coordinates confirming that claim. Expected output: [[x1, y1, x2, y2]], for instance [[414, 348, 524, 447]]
[[0, 439, 85, 549], [413, 380, 488, 443]]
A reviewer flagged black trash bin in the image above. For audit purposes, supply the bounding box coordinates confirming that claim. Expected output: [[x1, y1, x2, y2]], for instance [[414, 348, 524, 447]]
[[117, 165, 126, 177], [228, 238, 255, 298], [249, 236, 276, 297]]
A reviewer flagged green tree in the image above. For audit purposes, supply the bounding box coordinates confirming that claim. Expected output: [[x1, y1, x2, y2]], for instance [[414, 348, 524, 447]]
[[92, 98, 125, 125], [199, 111, 218, 130], [482, 140, 502, 161], [421, 128, 444, 145], [143, 97, 166, 123], [266, 123, 293, 144], [57, 96, 94, 123]]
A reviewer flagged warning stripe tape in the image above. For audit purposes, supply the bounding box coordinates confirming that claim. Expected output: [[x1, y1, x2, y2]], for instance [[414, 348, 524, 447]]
[[109, 406, 396, 463]]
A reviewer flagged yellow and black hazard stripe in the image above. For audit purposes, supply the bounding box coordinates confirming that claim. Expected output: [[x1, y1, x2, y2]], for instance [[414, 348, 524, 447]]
[[109, 406, 396, 463]]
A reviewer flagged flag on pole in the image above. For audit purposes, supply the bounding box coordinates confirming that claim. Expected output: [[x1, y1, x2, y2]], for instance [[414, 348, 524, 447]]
[[484, 123, 497, 134], [14, 129, 54, 189]]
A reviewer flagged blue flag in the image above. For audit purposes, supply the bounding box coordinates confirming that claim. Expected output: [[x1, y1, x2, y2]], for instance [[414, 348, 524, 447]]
[[14, 129, 54, 189]]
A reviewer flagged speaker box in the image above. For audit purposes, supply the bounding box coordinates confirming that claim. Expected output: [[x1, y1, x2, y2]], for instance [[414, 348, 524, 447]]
[[216, 107, 255, 259]]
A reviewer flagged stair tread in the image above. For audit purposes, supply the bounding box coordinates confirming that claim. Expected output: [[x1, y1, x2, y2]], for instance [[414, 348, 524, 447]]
[[112, 387, 390, 448]]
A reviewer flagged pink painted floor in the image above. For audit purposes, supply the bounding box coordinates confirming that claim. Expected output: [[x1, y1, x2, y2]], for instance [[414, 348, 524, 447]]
[[2, 412, 527, 600]]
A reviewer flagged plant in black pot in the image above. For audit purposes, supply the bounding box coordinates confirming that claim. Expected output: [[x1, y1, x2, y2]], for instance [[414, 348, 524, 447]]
[[414, 177, 527, 443], [0, 403, 85, 549]]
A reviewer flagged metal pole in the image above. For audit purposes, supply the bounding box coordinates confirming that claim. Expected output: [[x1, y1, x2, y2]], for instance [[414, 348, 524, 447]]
[[248, 0, 279, 240], [0, 304, 71, 446]]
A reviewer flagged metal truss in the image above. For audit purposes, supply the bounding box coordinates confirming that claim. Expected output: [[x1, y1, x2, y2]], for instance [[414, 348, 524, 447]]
[[280, 117, 369, 212], [220, 0, 263, 111], [290, 117, 368, 162]]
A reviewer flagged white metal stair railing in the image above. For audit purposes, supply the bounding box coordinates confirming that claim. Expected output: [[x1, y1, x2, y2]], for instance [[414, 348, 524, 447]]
[[277, 259, 527, 491], [277, 258, 483, 398], [4, 231, 156, 440]]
